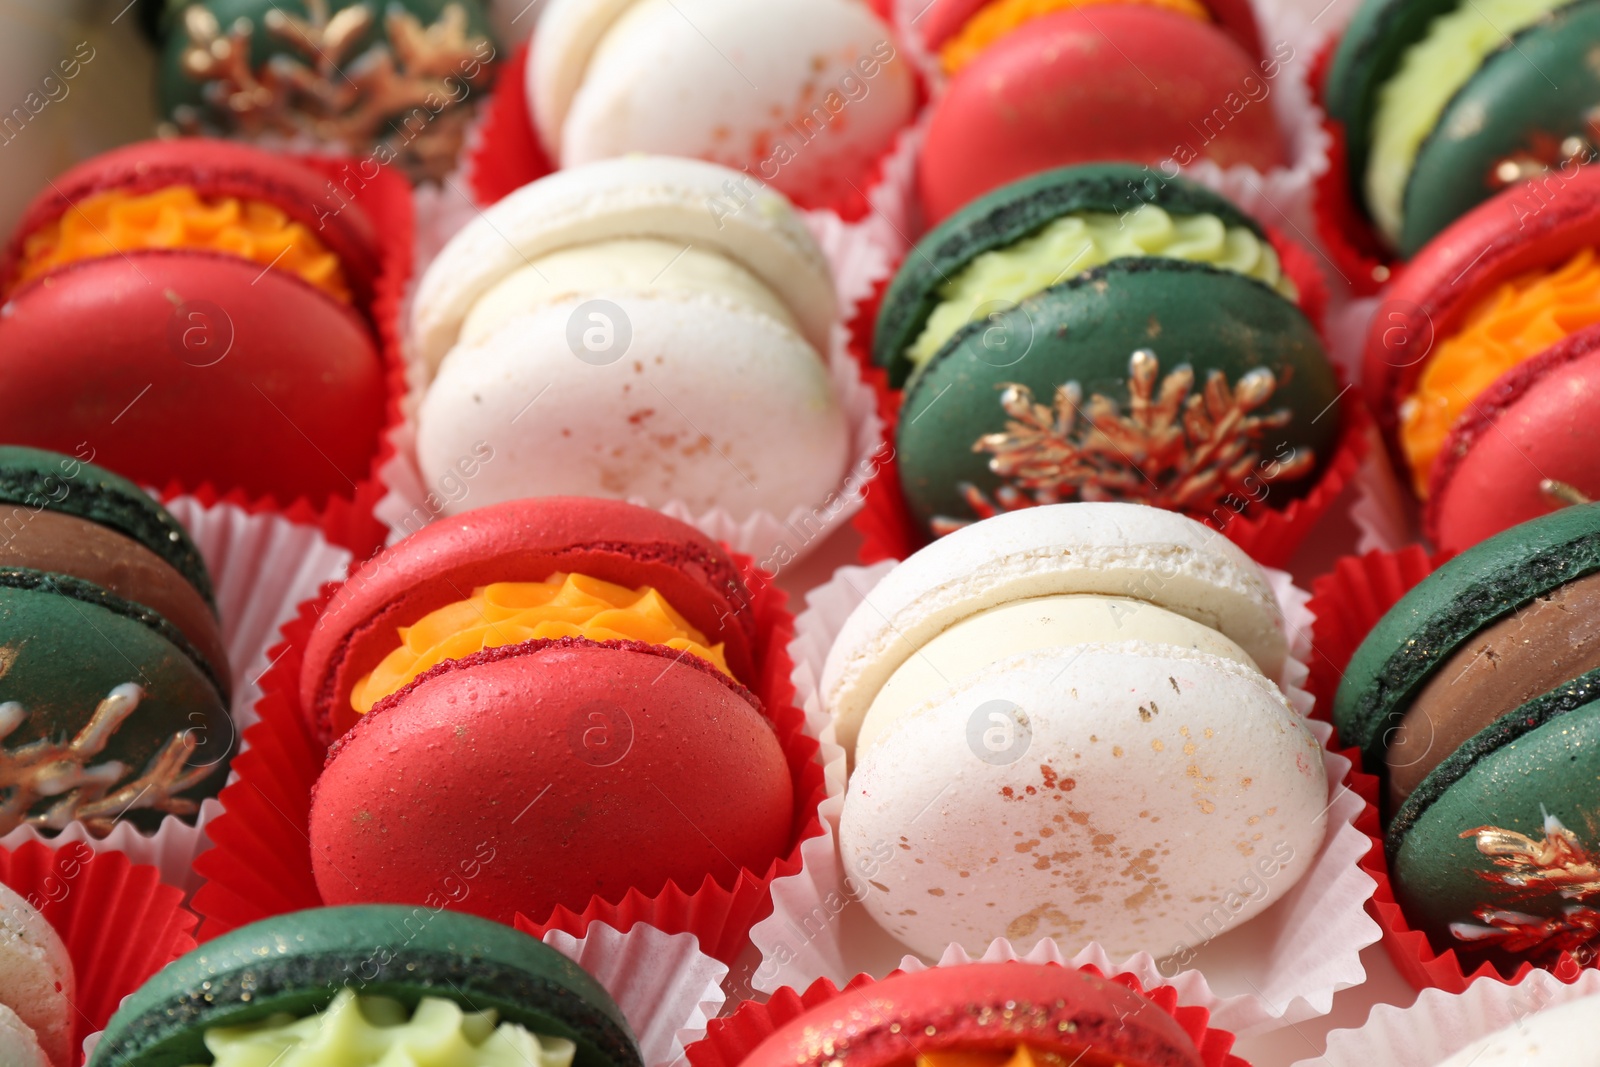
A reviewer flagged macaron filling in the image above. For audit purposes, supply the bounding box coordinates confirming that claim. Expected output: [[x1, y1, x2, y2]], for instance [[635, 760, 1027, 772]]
[[350, 571, 731, 712], [917, 1045, 1058, 1067], [855, 593, 1259, 757], [1364, 0, 1574, 246], [905, 204, 1296, 369], [938, 0, 1209, 73], [458, 237, 802, 349], [1399, 246, 1600, 493], [10, 185, 352, 301], [192, 989, 577, 1067]]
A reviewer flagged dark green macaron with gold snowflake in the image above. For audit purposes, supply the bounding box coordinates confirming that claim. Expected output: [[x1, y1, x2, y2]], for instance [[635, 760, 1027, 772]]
[[90, 905, 643, 1067], [875, 163, 1342, 540], [1325, 0, 1600, 258], [156, 0, 498, 183], [1332, 503, 1600, 970], [0, 445, 231, 837]]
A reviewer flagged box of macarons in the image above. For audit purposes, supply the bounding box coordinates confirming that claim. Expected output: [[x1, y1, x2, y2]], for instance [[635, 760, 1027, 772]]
[[3, 0, 1600, 1064]]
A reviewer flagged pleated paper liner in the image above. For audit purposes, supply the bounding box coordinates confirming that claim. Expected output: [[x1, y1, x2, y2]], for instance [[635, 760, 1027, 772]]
[[1302, 546, 1597, 994], [375, 200, 893, 565], [845, 226, 1371, 570], [534, 922, 728, 1067], [0, 840, 198, 1065], [686, 964, 1249, 1067], [466, 35, 924, 222], [766, 561, 1381, 1036], [190, 554, 832, 965], [1301, 968, 1600, 1067], [0, 497, 353, 893]]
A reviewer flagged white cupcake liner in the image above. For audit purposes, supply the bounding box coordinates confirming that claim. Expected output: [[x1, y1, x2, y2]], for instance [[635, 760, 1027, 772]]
[[1299, 970, 1600, 1067], [542, 922, 728, 1067], [757, 556, 1380, 1037], [375, 214, 891, 565], [0, 497, 352, 894]]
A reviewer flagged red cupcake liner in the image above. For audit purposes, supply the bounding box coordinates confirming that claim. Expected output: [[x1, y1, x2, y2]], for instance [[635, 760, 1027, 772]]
[[847, 225, 1371, 569], [467, 40, 922, 221], [0, 841, 198, 1064], [684, 965, 1249, 1067], [1304, 547, 1597, 993], [190, 555, 829, 966]]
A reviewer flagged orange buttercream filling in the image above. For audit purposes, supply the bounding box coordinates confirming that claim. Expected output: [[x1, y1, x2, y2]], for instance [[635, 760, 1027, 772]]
[[350, 573, 731, 713], [940, 0, 1210, 73], [1400, 246, 1600, 494], [12, 185, 351, 302], [918, 1046, 1056, 1067]]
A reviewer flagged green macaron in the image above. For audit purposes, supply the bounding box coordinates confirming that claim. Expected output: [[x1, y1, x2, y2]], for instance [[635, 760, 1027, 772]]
[[1333, 503, 1600, 967], [1326, 0, 1600, 257], [90, 905, 644, 1067], [0, 446, 231, 836], [875, 164, 1341, 540]]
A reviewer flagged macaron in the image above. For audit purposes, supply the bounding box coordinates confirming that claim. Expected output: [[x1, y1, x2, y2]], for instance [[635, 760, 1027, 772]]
[[916, 0, 1287, 224], [88, 904, 643, 1067], [0, 446, 232, 838], [742, 963, 1203, 1067], [0, 138, 387, 509], [157, 0, 499, 183], [823, 502, 1326, 959], [1332, 504, 1600, 966], [302, 497, 794, 925], [1364, 163, 1600, 553], [530, 0, 915, 208], [876, 164, 1341, 541], [0, 881, 73, 1067], [1431, 992, 1600, 1065], [409, 156, 849, 521], [1325, 0, 1600, 257]]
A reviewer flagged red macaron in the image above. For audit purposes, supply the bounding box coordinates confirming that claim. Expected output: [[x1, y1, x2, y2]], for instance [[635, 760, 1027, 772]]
[[916, 3, 1288, 225], [301, 497, 792, 927], [741, 963, 1204, 1067], [0, 138, 389, 508], [1364, 164, 1600, 552]]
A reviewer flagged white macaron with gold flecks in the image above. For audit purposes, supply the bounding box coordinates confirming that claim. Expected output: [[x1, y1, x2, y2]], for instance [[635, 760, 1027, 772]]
[[408, 155, 848, 521], [0, 881, 74, 1067], [827, 502, 1327, 960]]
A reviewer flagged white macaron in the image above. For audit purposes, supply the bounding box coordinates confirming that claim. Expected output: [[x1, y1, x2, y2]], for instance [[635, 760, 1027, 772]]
[[409, 156, 850, 521], [826, 502, 1326, 960], [530, 0, 915, 206], [0, 882, 74, 1067], [0, 1004, 51, 1067], [1433, 993, 1600, 1065]]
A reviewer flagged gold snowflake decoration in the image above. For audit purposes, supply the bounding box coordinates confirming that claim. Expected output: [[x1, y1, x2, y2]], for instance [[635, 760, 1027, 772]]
[[171, 0, 495, 182], [0, 684, 218, 837], [1450, 808, 1600, 963], [930, 349, 1314, 535]]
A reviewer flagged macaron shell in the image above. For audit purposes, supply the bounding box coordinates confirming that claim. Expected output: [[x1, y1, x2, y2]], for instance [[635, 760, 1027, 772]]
[[916, 0, 1265, 61], [0, 253, 386, 510], [1429, 325, 1600, 553], [0, 882, 73, 1067], [741, 962, 1203, 1067], [93, 904, 642, 1067], [0, 1006, 49, 1067], [309, 639, 794, 925], [417, 294, 848, 524], [839, 642, 1327, 960], [530, 0, 641, 155], [1, 137, 380, 305], [896, 260, 1338, 535], [300, 496, 758, 741], [1333, 503, 1600, 768], [410, 156, 835, 371], [822, 502, 1288, 760], [917, 7, 1287, 226], [1433, 993, 1600, 1065], [548, 0, 914, 207]]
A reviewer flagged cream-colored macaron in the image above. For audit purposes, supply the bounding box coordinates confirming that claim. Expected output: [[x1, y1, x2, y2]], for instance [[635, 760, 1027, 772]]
[[1433, 993, 1600, 1065], [827, 502, 1325, 961], [0, 882, 74, 1067], [530, 0, 915, 206], [0, 1004, 52, 1067]]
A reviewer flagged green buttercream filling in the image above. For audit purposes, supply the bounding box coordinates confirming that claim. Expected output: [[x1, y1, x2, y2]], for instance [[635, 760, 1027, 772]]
[[1366, 0, 1573, 244], [905, 204, 1297, 368], [186, 989, 580, 1067]]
